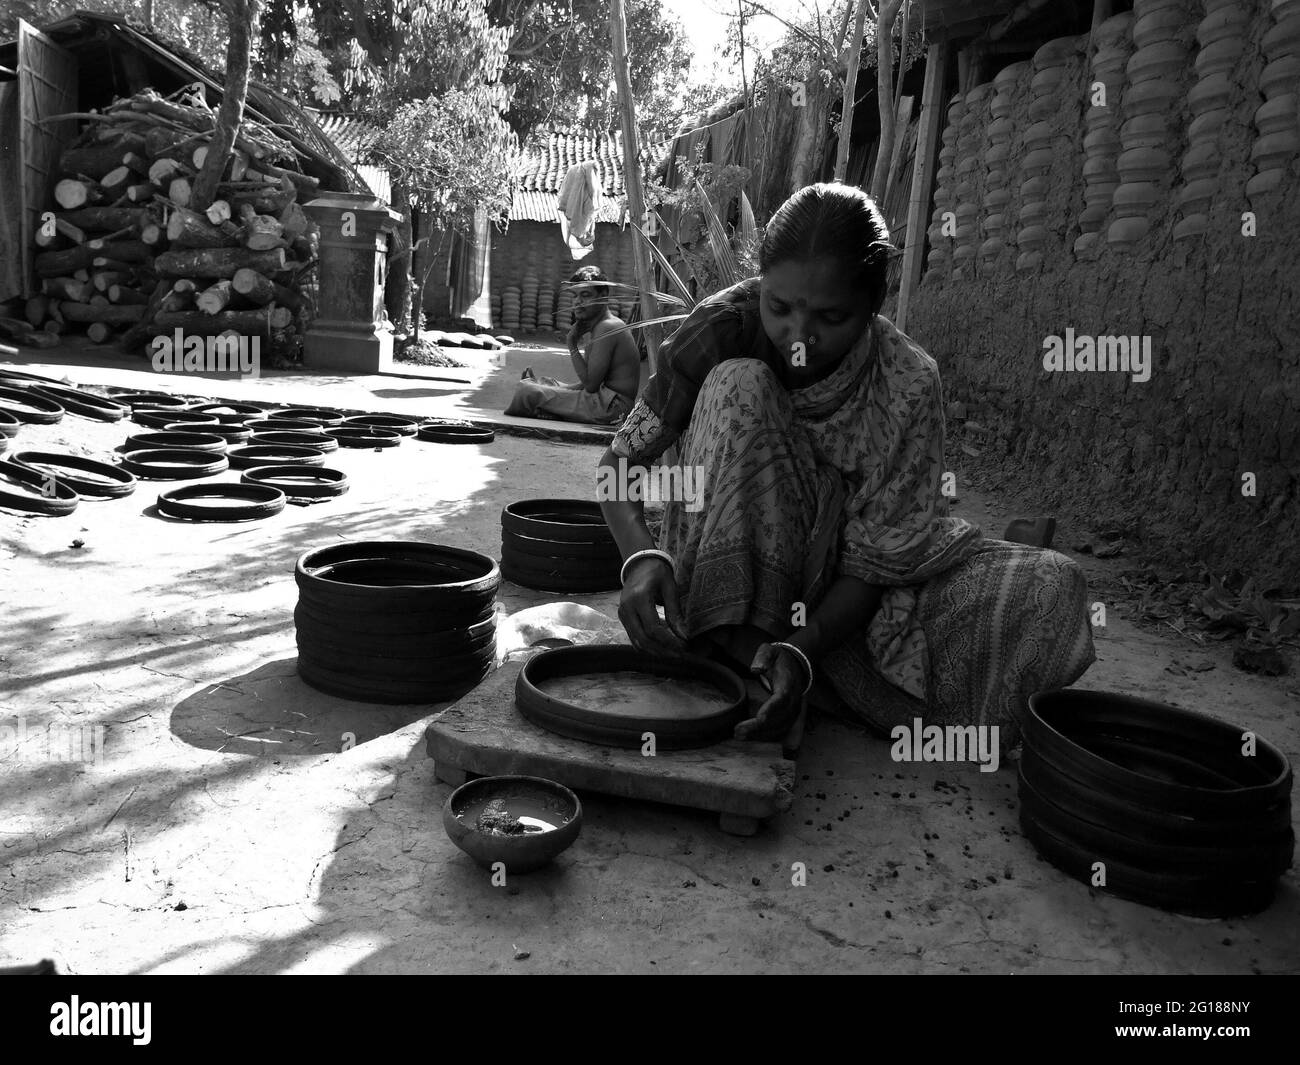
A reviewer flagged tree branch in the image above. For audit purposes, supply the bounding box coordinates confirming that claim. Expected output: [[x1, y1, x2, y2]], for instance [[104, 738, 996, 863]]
[[742, 1, 838, 64]]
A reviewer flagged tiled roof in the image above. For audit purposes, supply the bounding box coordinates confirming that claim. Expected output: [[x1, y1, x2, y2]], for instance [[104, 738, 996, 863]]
[[308, 112, 383, 161], [511, 127, 667, 223]]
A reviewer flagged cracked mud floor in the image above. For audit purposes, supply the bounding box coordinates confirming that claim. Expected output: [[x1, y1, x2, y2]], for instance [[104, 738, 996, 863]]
[[1, 374, 1298, 974]]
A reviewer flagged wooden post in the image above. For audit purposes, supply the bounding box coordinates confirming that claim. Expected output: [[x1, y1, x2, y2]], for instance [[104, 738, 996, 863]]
[[610, 0, 660, 369], [869, 1, 905, 201], [896, 39, 949, 332]]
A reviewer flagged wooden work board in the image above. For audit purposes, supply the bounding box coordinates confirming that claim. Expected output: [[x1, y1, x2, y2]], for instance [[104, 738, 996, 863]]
[[424, 653, 798, 835]]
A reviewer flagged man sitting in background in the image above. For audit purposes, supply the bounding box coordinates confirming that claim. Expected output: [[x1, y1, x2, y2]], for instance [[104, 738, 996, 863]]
[[504, 266, 640, 426]]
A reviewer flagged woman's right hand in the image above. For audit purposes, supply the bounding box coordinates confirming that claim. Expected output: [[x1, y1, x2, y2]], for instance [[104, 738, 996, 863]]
[[618, 556, 688, 657]]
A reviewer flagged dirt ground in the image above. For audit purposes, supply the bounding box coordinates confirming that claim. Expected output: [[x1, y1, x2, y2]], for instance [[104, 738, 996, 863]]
[[1, 346, 1297, 974]]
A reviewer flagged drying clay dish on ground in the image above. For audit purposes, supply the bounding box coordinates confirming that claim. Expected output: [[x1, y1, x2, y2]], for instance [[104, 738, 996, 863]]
[[516, 645, 748, 749], [442, 775, 582, 873]]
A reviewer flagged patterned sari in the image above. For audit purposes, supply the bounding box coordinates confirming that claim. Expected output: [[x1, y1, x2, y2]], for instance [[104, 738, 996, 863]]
[[610, 278, 1095, 744]]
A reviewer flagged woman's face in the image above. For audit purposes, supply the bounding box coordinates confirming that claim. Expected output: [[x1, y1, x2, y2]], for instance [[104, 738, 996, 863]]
[[759, 259, 877, 381]]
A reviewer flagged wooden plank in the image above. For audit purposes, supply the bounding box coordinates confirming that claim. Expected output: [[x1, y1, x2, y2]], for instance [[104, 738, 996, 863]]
[[424, 657, 798, 822], [896, 40, 949, 332], [17, 20, 78, 299]]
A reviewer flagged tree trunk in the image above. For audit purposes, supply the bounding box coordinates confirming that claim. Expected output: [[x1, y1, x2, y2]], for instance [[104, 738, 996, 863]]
[[385, 173, 415, 345], [192, 0, 266, 213], [835, 0, 870, 183], [870, 1, 906, 201]]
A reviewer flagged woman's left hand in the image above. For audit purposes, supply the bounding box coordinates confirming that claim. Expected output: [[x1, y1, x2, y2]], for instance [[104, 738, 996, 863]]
[[734, 644, 806, 741]]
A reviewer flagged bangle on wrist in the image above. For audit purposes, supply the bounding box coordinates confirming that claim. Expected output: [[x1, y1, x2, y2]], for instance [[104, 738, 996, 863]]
[[768, 641, 814, 697], [619, 548, 674, 586]]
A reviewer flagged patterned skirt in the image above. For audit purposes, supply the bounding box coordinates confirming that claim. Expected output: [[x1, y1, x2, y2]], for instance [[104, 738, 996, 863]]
[[657, 359, 1097, 746]]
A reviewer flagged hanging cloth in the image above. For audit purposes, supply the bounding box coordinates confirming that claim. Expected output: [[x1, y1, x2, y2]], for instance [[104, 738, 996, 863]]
[[557, 160, 599, 259]]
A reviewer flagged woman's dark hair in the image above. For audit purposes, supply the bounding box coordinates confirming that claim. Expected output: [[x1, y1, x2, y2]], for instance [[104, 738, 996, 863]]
[[758, 183, 894, 311]]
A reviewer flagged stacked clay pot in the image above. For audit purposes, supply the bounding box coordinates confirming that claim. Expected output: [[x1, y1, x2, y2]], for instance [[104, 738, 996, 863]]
[[1247, 0, 1300, 199], [295, 541, 500, 705], [1108, 0, 1198, 250], [1076, 13, 1134, 255], [1176, 0, 1250, 238], [556, 286, 575, 334], [952, 82, 992, 278], [924, 93, 965, 284], [1017, 37, 1080, 273], [520, 276, 539, 332], [980, 62, 1028, 269], [500, 286, 521, 334]]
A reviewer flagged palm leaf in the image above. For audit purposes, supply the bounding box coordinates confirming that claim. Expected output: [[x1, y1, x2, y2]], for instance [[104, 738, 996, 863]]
[[586, 312, 690, 343], [694, 177, 741, 288], [738, 190, 757, 253], [630, 217, 695, 309]]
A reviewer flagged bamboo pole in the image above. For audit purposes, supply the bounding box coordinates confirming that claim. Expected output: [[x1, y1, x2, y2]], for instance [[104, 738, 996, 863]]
[[610, 0, 660, 369]]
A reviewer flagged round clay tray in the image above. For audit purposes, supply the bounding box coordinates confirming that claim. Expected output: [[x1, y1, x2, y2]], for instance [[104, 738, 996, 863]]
[[443, 775, 582, 873], [516, 645, 748, 750]]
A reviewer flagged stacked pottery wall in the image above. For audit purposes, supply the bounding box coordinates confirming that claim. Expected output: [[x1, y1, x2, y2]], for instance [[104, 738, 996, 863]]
[[489, 221, 639, 337], [902, 0, 1300, 586]]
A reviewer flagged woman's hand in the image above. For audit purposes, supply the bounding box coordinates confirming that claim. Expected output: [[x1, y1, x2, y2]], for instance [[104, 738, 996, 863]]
[[618, 556, 688, 657], [734, 644, 806, 741]]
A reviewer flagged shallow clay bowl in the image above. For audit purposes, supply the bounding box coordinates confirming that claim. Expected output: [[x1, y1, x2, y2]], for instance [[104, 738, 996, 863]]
[[442, 775, 582, 874]]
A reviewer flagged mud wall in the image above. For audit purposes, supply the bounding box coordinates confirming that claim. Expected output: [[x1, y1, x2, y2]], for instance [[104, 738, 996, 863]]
[[900, 0, 1300, 587]]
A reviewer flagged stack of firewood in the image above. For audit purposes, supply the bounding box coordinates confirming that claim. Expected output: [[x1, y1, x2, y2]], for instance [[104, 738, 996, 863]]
[[25, 85, 316, 358]]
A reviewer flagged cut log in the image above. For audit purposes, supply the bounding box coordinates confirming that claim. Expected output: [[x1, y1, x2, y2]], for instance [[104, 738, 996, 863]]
[[87, 322, 115, 344], [35, 245, 95, 277], [159, 291, 192, 313], [72, 268, 91, 282], [118, 279, 172, 352], [154, 246, 286, 280], [125, 182, 159, 203], [192, 145, 208, 170], [54, 178, 106, 210], [59, 206, 147, 231], [92, 270, 129, 292], [147, 157, 183, 184], [58, 302, 145, 324], [108, 285, 150, 305], [169, 177, 192, 207], [254, 161, 319, 195], [92, 257, 146, 274], [167, 206, 239, 249], [154, 307, 283, 336], [230, 151, 249, 182], [122, 151, 151, 176], [279, 201, 308, 239], [34, 215, 88, 248], [89, 293, 111, 308], [44, 319, 65, 335], [229, 188, 295, 215], [205, 199, 232, 225], [24, 295, 48, 327], [60, 143, 132, 178], [239, 203, 285, 251], [100, 166, 134, 195], [196, 280, 234, 314], [172, 279, 198, 294], [140, 221, 165, 246], [83, 238, 151, 263], [231, 267, 302, 312]]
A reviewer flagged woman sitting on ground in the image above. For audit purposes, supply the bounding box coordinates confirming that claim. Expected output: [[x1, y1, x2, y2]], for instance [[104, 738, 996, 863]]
[[503, 265, 641, 426], [596, 183, 1096, 746]]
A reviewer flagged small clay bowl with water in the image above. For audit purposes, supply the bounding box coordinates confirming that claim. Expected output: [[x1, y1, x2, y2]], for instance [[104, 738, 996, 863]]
[[443, 775, 582, 873]]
